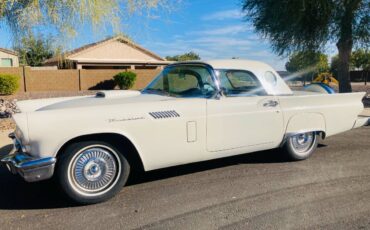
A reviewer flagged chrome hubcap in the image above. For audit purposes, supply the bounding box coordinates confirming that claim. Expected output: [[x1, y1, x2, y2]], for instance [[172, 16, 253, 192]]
[[70, 147, 119, 194], [291, 132, 315, 154]]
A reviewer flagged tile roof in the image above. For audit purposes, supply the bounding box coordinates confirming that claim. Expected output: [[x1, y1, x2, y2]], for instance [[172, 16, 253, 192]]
[[44, 35, 164, 64], [0, 47, 18, 56]]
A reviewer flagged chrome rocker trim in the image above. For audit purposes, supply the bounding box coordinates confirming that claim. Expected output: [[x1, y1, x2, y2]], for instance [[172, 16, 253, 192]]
[[0, 133, 56, 182]]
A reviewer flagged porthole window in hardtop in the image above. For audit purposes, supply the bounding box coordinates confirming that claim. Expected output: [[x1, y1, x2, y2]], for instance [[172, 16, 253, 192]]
[[264, 71, 278, 86]]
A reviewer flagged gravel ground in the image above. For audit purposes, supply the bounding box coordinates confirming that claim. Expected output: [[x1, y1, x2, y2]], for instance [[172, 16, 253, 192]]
[[0, 119, 15, 131], [0, 127, 369, 229]]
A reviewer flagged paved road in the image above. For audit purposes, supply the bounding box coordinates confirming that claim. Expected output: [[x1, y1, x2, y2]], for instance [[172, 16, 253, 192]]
[[0, 127, 369, 230]]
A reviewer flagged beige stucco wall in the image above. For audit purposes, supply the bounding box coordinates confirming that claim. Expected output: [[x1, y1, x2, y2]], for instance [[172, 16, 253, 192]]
[[24, 68, 79, 91], [69, 40, 161, 62], [80, 69, 161, 90], [0, 51, 19, 67]]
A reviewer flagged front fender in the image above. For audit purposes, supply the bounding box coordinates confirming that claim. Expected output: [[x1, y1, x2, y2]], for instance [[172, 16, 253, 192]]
[[54, 128, 144, 158]]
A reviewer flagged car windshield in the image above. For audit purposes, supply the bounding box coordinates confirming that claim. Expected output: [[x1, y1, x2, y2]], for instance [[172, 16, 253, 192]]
[[142, 65, 217, 98]]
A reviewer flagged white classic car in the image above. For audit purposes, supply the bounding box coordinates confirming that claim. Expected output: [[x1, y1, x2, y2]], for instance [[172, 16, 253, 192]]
[[1, 60, 369, 204]]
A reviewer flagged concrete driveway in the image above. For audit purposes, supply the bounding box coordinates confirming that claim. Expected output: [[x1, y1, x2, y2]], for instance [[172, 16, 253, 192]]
[[0, 125, 369, 229]]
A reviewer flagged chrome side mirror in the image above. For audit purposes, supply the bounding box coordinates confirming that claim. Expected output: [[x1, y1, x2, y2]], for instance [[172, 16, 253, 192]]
[[214, 88, 225, 100]]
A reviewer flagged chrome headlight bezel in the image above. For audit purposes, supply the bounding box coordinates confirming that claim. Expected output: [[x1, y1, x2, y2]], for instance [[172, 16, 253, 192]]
[[12, 113, 30, 145], [9, 132, 28, 153]]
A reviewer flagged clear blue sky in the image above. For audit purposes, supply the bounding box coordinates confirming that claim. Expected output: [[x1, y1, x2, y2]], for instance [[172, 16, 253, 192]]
[[0, 0, 290, 70]]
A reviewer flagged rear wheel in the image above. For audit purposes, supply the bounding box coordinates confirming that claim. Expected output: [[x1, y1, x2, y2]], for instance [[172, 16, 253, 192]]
[[56, 141, 130, 204], [283, 132, 318, 160]]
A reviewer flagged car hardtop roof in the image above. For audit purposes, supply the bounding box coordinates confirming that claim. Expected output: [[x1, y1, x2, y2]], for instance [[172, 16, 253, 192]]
[[172, 59, 274, 72], [169, 59, 293, 96]]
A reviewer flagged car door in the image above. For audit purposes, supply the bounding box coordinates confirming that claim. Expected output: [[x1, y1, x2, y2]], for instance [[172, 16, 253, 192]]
[[206, 70, 284, 152]]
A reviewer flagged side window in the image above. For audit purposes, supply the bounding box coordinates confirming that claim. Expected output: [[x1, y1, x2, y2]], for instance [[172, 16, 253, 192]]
[[218, 70, 266, 96], [1, 58, 13, 67]]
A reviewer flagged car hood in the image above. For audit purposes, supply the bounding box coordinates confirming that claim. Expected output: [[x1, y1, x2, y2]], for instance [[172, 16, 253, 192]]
[[16, 90, 173, 112]]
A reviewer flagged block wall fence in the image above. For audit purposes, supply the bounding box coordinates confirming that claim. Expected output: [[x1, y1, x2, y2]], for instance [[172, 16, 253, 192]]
[[0, 67, 161, 93]]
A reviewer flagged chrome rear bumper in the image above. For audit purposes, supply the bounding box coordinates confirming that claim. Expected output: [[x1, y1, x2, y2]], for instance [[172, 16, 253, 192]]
[[0, 133, 56, 182], [353, 115, 370, 129]]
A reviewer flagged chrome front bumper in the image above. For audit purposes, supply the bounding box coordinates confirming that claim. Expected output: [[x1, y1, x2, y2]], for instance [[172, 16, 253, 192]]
[[0, 133, 56, 182]]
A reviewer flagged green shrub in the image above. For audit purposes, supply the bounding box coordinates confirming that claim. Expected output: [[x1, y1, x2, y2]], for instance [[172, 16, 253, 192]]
[[113, 71, 137, 90], [0, 74, 20, 95]]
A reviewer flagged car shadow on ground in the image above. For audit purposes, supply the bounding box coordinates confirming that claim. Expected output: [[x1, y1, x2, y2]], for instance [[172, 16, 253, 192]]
[[0, 144, 76, 210], [0, 146, 297, 210], [128, 148, 289, 186], [129, 143, 328, 186]]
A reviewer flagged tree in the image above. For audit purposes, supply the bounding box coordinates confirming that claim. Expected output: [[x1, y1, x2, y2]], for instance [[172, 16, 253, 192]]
[[350, 49, 370, 83], [166, 52, 201, 61], [286, 51, 329, 73], [330, 55, 341, 78], [14, 34, 57, 66], [285, 51, 329, 84], [242, 0, 370, 93], [0, 0, 171, 38], [332, 49, 370, 80], [351, 49, 369, 70]]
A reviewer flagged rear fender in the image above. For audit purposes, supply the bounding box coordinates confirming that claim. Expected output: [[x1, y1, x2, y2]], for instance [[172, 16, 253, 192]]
[[284, 113, 326, 141]]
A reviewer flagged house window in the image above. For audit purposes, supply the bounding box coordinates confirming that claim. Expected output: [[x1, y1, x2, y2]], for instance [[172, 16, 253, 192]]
[[1, 58, 13, 67]]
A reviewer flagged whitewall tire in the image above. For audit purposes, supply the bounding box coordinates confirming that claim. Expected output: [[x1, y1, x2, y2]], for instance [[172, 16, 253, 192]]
[[283, 132, 318, 160], [56, 141, 130, 204]]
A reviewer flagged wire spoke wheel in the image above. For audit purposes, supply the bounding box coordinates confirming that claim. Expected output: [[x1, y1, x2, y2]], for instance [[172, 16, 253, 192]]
[[68, 145, 121, 197], [290, 133, 315, 154], [284, 132, 318, 160]]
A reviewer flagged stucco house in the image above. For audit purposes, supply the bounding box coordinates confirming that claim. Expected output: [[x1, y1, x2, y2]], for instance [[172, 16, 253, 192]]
[[0, 48, 19, 67], [44, 36, 171, 69]]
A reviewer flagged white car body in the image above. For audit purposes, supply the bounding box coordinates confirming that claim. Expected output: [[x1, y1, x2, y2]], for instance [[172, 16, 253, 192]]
[[2, 59, 369, 183]]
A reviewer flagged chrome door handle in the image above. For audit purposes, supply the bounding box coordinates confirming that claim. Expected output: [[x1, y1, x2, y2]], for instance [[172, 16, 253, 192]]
[[263, 100, 279, 107]]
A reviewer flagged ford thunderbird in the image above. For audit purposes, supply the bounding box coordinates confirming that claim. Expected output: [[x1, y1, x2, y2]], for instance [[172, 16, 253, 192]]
[[1, 60, 369, 204]]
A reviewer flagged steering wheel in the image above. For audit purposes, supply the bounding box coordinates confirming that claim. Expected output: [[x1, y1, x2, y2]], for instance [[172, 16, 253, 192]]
[[202, 82, 216, 95]]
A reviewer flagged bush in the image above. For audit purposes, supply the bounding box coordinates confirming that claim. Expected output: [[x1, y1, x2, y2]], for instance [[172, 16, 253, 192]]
[[0, 74, 20, 95], [113, 71, 137, 90]]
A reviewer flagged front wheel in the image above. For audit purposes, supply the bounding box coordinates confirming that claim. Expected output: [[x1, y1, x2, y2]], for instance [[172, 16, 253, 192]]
[[283, 132, 318, 160], [56, 141, 130, 204]]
